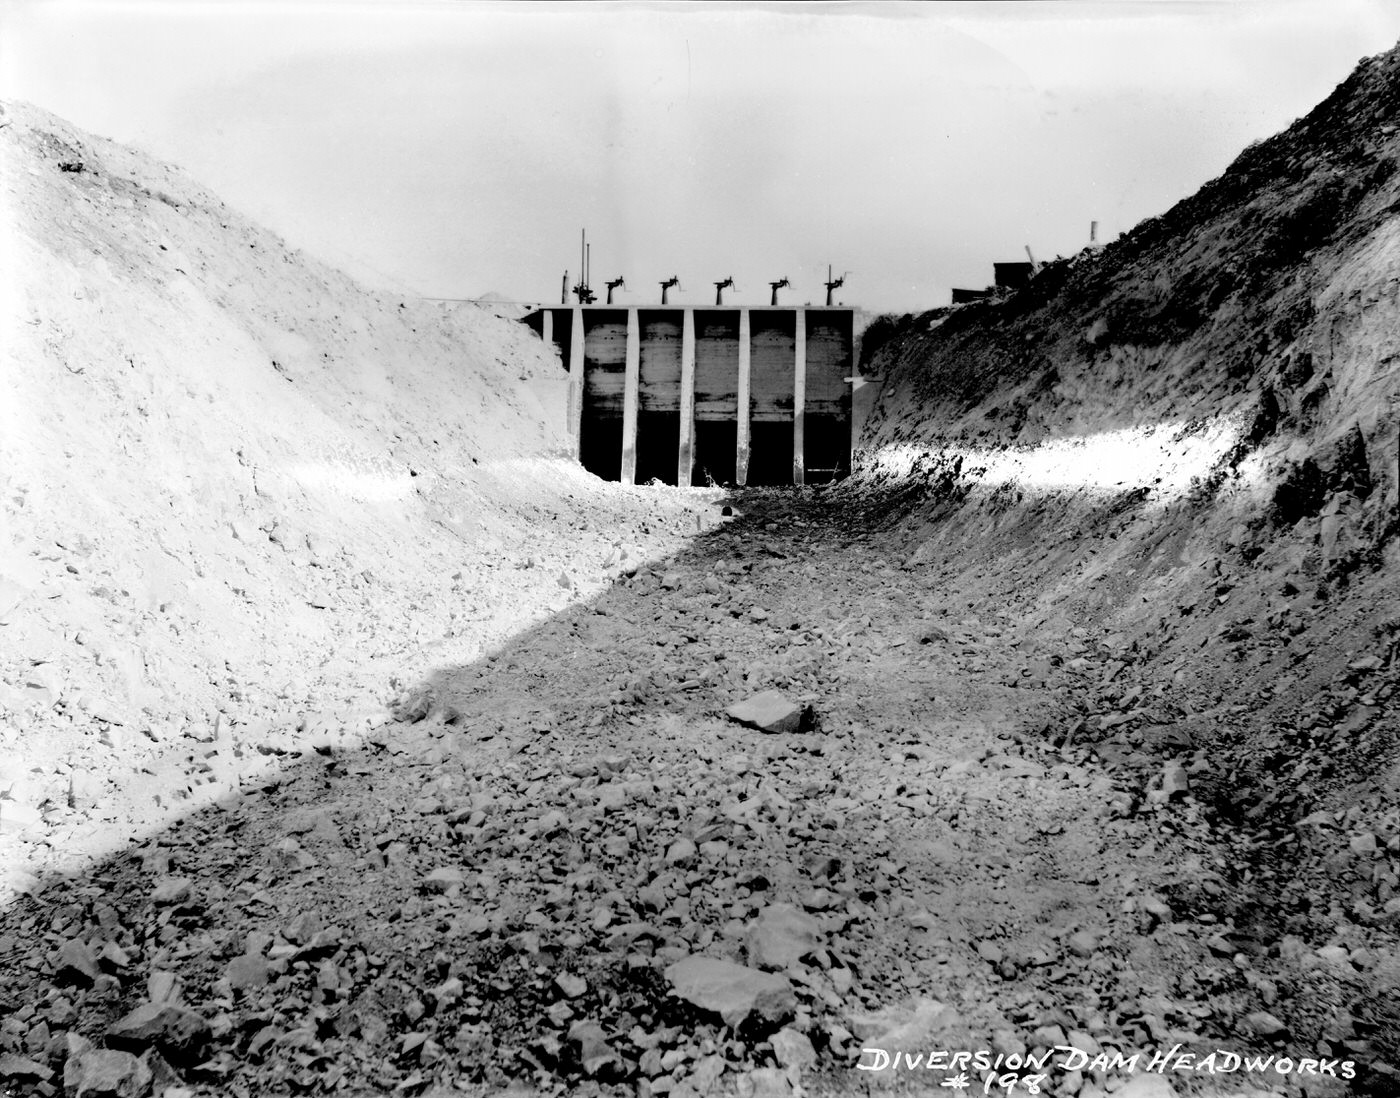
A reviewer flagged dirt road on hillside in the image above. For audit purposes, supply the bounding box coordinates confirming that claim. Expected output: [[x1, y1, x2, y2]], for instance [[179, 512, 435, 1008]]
[[0, 492, 1341, 1098]]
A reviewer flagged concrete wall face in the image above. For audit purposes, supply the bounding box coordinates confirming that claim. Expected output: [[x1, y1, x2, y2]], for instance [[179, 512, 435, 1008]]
[[525, 306, 855, 487]]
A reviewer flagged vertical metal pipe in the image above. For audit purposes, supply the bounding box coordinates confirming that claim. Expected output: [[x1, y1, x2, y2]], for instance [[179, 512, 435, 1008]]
[[621, 308, 640, 485], [678, 308, 696, 487], [542, 307, 553, 350], [735, 308, 751, 487], [793, 308, 806, 485]]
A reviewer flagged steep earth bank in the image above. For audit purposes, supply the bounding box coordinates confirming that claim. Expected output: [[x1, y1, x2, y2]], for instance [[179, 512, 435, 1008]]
[[0, 99, 718, 894], [851, 40, 1400, 1084]]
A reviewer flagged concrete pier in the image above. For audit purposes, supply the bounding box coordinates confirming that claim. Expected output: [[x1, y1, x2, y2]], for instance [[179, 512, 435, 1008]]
[[620, 308, 640, 485], [524, 305, 855, 487], [793, 308, 806, 487], [678, 311, 696, 486], [736, 309, 752, 488], [567, 306, 585, 459]]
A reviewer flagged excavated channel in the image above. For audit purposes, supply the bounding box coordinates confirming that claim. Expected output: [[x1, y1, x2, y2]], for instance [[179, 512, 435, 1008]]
[[0, 489, 1308, 1097]]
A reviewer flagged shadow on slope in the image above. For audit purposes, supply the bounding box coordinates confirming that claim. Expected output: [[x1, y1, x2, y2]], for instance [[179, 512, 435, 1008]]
[[5, 482, 1399, 1094], [0, 497, 961, 1095]]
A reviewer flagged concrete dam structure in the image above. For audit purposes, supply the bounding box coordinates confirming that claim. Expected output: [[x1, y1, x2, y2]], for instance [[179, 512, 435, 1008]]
[[523, 305, 857, 487]]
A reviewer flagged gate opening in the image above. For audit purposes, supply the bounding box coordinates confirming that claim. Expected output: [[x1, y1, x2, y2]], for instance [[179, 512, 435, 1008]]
[[579, 309, 627, 480], [636, 311, 683, 485]]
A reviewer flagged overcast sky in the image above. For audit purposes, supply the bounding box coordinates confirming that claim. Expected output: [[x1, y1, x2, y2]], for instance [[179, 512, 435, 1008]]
[[4, 1, 1400, 313]]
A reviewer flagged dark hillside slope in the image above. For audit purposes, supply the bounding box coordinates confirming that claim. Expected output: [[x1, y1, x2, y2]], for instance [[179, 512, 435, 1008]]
[[868, 46, 1399, 453], [852, 41, 1400, 1082]]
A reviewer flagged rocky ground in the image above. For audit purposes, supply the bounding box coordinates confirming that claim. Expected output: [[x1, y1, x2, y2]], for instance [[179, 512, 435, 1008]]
[[2, 487, 1384, 1098], [842, 41, 1400, 1095]]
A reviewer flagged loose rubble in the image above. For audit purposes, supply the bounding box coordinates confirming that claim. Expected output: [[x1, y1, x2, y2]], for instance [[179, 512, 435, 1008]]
[[6, 490, 1389, 1097]]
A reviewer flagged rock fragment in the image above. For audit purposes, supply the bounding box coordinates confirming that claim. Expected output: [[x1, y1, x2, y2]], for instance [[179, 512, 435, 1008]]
[[106, 1002, 211, 1063], [0, 1054, 51, 1084], [421, 866, 465, 894], [738, 1066, 793, 1097], [770, 1027, 816, 1070], [1242, 1010, 1289, 1039], [225, 954, 269, 990], [63, 1048, 151, 1098], [0, 800, 42, 835], [147, 971, 180, 1004], [1160, 760, 1190, 798], [725, 690, 812, 735], [746, 904, 821, 971], [54, 938, 101, 986], [665, 838, 698, 867], [568, 1019, 619, 1076], [150, 877, 193, 905], [1066, 929, 1097, 958], [664, 955, 796, 1029]]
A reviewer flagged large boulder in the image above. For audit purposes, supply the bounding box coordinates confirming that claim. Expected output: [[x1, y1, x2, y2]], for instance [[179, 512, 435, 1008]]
[[63, 1048, 151, 1098], [664, 955, 796, 1029], [106, 1002, 211, 1063], [724, 691, 813, 734]]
